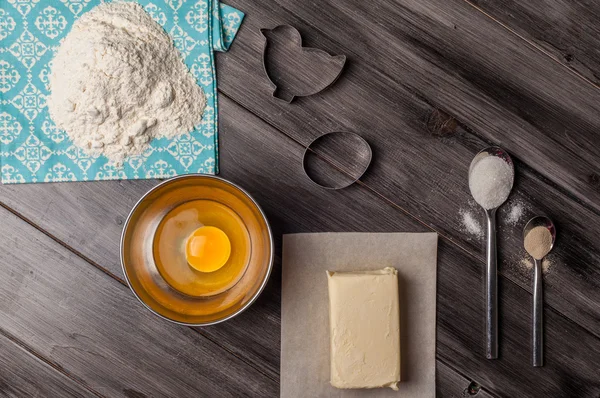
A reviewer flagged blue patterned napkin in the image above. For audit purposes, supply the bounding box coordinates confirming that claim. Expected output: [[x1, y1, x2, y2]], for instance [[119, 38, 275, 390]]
[[0, 0, 244, 183]]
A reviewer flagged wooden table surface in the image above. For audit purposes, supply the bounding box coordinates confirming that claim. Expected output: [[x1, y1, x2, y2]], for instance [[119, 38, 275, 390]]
[[2, 0, 600, 397]]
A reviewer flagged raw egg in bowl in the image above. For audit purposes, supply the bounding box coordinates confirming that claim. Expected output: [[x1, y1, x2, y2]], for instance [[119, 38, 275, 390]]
[[121, 175, 273, 326]]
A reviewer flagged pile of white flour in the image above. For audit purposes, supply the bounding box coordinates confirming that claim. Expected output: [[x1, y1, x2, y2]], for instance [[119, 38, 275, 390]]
[[48, 2, 206, 163]]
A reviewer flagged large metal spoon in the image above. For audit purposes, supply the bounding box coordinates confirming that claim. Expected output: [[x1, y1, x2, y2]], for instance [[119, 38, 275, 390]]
[[468, 147, 514, 359], [523, 216, 556, 367]]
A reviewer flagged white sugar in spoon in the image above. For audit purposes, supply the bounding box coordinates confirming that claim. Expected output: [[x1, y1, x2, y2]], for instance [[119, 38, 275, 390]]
[[468, 146, 514, 359]]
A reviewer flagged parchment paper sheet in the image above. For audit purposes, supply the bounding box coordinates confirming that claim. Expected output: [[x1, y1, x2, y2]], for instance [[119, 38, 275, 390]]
[[281, 233, 438, 398]]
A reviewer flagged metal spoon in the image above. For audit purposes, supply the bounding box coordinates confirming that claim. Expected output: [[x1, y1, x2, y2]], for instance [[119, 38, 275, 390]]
[[523, 216, 556, 367], [468, 146, 514, 359]]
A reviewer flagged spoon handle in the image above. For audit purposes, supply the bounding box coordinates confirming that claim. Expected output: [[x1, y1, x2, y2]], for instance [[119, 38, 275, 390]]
[[533, 258, 544, 367], [485, 208, 498, 359]]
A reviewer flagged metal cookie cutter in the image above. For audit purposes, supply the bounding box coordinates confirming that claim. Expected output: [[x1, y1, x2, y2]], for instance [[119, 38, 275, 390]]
[[302, 132, 372, 190], [260, 25, 347, 103]]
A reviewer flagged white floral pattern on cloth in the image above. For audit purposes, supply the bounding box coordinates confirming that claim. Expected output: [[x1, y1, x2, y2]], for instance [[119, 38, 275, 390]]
[[43, 162, 76, 182], [0, 60, 21, 93], [34, 6, 68, 39], [185, 1, 209, 33], [0, 112, 22, 145], [0, 0, 244, 184], [12, 81, 46, 121], [1, 164, 26, 183], [0, 8, 17, 40], [7, 0, 41, 17], [59, 0, 93, 16], [143, 3, 166, 26], [9, 29, 48, 69], [14, 133, 52, 173]]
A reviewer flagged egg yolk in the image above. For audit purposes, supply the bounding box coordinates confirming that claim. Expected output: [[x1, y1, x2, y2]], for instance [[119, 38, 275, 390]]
[[185, 226, 231, 273]]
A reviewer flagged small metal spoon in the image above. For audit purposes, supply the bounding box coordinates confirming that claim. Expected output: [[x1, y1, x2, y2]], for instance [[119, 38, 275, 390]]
[[468, 146, 514, 359], [523, 216, 556, 367]]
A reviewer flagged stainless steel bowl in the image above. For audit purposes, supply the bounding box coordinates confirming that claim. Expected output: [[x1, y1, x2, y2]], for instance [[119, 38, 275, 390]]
[[120, 175, 274, 326]]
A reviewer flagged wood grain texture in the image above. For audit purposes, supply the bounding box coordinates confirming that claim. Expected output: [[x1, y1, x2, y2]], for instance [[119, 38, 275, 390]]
[[0, 331, 99, 398], [0, 97, 482, 396], [437, 362, 494, 398], [0, 204, 278, 398], [0, 178, 282, 382], [2, 96, 600, 397], [467, 0, 600, 84], [216, 0, 600, 339], [435, 243, 600, 397], [1, 0, 600, 396], [254, 0, 600, 214]]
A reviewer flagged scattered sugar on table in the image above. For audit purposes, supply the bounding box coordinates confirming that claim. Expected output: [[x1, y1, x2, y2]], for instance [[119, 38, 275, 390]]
[[460, 208, 483, 239], [506, 200, 527, 226]]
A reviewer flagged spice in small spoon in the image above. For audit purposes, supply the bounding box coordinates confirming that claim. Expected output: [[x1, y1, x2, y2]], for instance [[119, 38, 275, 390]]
[[523, 216, 555, 368], [524, 226, 553, 260]]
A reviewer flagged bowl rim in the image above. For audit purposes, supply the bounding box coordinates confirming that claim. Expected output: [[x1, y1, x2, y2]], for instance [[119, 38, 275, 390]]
[[120, 174, 274, 327]]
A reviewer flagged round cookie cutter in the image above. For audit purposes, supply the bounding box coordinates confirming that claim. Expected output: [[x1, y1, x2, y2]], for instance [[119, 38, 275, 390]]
[[302, 132, 372, 190]]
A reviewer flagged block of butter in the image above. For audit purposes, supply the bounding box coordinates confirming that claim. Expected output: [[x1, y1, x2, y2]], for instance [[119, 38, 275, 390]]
[[327, 267, 401, 390]]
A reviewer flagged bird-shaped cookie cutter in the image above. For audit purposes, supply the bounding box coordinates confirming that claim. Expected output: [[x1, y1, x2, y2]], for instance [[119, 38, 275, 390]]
[[260, 25, 346, 103]]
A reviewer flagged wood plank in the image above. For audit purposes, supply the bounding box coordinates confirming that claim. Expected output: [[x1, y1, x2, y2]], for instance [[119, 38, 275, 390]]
[[0, 331, 99, 398], [2, 95, 600, 396], [466, 0, 600, 85], [0, 177, 283, 381], [437, 362, 494, 398], [218, 98, 600, 397], [0, 97, 480, 395], [436, 243, 600, 397], [0, 206, 278, 397], [215, 2, 600, 338], [0, 95, 399, 384], [243, 0, 600, 214]]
